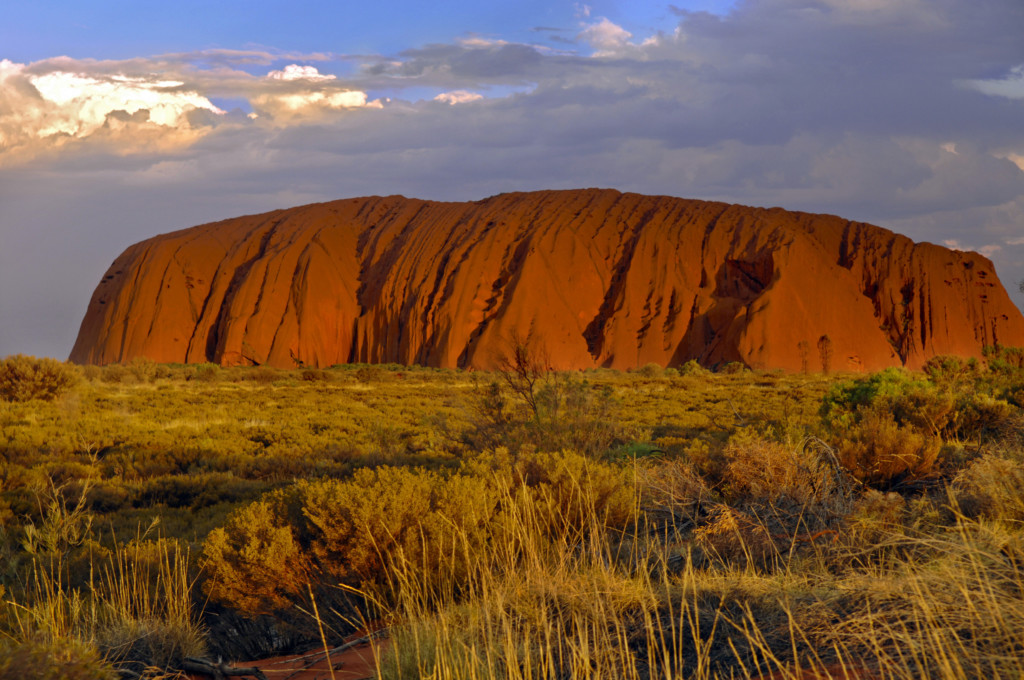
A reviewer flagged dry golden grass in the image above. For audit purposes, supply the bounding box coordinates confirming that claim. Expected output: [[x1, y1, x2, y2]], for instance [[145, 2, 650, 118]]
[[2, 356, 1023, 678]]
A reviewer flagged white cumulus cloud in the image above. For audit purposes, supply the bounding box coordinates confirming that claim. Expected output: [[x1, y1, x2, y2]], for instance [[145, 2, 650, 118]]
[[0, 59, 224, 159], [252, 89, 376, 118], [434, 90, 484, 105], [253, 65, 378, 120], [578, 18, 633, 55], [0, 57, 390, 161], [28, 71, 223, 136], [267, 64, 337, 81]]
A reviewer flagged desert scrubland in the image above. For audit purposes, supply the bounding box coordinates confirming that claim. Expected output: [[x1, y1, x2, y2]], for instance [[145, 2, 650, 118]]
[[1, 350, 1023, 679]]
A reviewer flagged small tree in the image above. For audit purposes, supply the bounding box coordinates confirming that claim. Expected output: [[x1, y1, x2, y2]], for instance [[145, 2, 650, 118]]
[[817, 335, 833, 374], [466, 330, 624, 456], [0, 354, 81, 402], [497, 329, 550, 424]]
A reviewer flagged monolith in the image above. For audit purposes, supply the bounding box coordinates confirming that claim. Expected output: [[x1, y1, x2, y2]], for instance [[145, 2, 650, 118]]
[[70, 189, 1024, 371]]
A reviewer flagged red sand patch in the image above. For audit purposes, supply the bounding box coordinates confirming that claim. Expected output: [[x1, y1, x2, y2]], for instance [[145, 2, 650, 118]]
[[187, 637, 386, 680]]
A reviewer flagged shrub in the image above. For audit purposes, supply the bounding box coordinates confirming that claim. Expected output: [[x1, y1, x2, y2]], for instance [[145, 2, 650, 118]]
[[126, 357, 157, 383], [300, 368, 330, 382], [99, 364, 128, 384], [678, 359, 710, 376], [508, 450, 638, 535], [190, 363, 220, 382], [466, 372, 625, 457], [0, 355, 81, 402], [0, 640, 115, 680], [952, 455, 1024, 521], [202, 452, 637, 614], [820, 369, 954, 487], [832, 410, 942, 489], [301, 466, 501, 588], [947, 392, 1016, 444], [721, 434, 848, 511], [201, 496, 312, 615], [354, 365, 385, 383], [692, 505, 777, 567], [845, 488, 907, 544], [230, 365, 278, 383], [922, 355, 979, 391], [821, 368, 953, 436], [636, 363, 663, 378], [984, 345, 1024, 373]]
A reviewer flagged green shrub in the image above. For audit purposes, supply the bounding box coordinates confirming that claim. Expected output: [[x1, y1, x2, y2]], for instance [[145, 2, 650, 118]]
[[922, 355, 979, 391], [466, 372, 625, 457], [201, 496, 312, 614], [0, 355, 81, 402], [201, 452, 636, 614], [99, 364, 128, 384], [635, 363, 663, 378], [949, 393, 1016, 444], [126, 357, 158, 383], [190, 363, 221, 382], [678, 359, 710, 376], [302, 466, 501, 587], [983, 345, 1024, 373], [821, 368, 953, 436], [821, 369, 952, 487]]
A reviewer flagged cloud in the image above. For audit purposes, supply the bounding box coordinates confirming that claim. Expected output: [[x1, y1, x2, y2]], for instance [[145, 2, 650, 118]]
[[252, 65, 378, 120], [0, 58, 224, 161], [0, 58, 385, 161], [577, 18, 634, 55], [999, 152, 1024, 171], [942, 239, 1001, 259], [29, 71, 223, 132], [433, 90, 484, 105], [4, 0, 1024, 357], [969, 64, 1024, 100], [267, 64, 338, 81]]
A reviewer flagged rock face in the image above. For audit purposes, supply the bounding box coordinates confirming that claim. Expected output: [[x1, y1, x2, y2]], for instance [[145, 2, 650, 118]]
[[70, 189, 1024, 372]]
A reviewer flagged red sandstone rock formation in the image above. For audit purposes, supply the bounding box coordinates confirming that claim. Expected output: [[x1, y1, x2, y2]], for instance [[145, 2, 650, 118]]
[[70, 189, 1024, 371]]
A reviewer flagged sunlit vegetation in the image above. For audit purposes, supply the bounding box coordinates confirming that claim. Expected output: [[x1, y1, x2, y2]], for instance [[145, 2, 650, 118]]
[[1, 349, 1023, 678]]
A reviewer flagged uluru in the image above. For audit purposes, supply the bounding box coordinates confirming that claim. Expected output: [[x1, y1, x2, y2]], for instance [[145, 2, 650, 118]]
[[70, 189, 1024, 372]]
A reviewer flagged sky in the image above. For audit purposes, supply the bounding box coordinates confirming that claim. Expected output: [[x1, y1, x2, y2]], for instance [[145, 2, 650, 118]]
[[2, 0, 1024, 360]]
